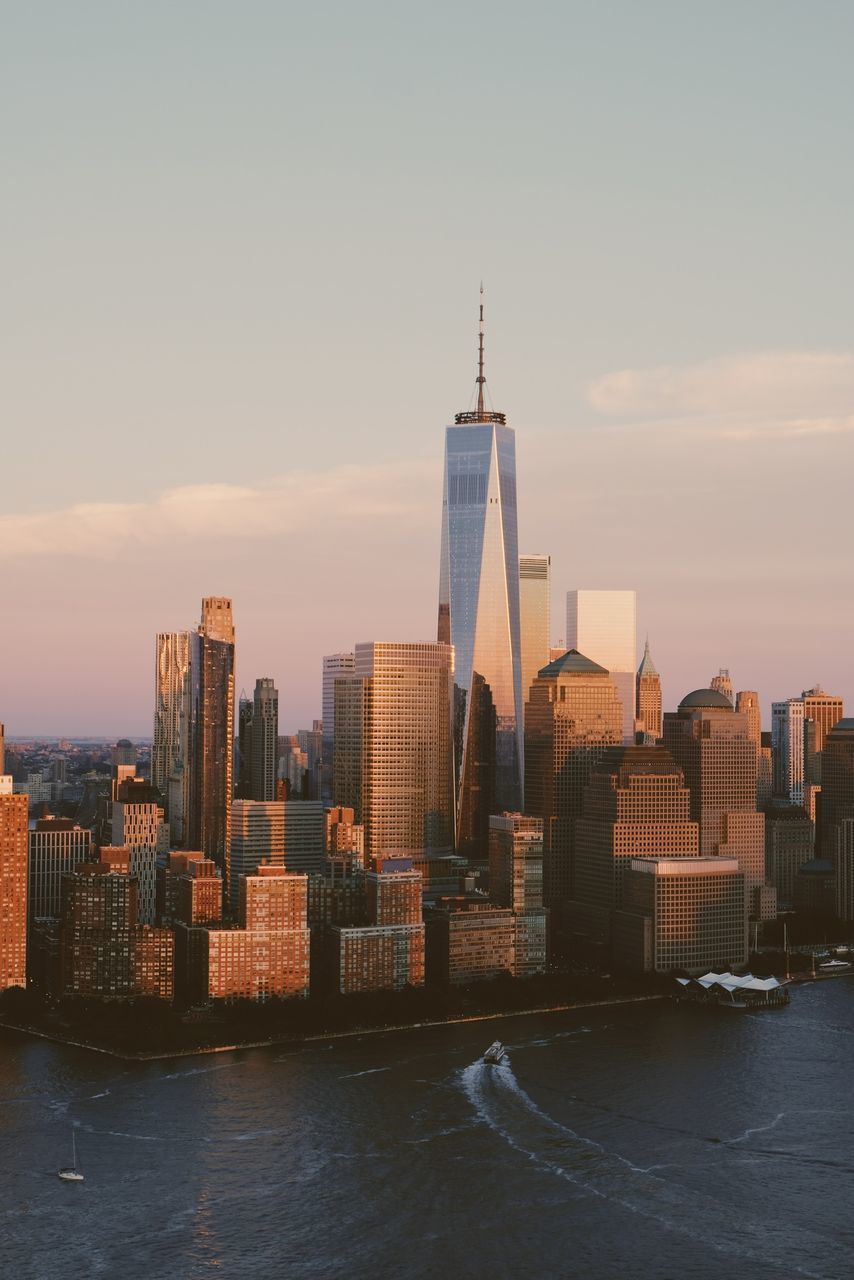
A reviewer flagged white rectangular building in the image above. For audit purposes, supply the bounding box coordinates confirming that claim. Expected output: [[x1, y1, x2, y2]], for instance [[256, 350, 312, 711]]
[[566, 590, 637, 743]]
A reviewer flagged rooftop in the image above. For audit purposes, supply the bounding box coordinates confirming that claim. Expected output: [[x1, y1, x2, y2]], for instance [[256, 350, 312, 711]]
[[537, 648, 609, 679], [678, 688, 734, 711]]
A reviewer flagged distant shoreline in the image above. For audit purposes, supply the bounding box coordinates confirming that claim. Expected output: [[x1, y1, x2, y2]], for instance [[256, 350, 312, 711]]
[[0, 992, 668, 1063]]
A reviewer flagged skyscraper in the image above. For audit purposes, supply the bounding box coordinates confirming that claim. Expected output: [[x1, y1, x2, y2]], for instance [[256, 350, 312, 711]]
[[28, 819, 92, 920], [437, 292, 524, 848], [152, 631, 192, 842], [573, 746, 700, 931], [710, 670, 734, 706], [566, 590, 637, 742], [112, 778, 168, 925], [771, 698, 805, 805], [191, 598, 235, 889], [322, 653, 355, 804], [0, 777, 28, 991], [250, 678, 279, 801], [334, 642, 455, 863], [636, 638, 662, 740], [664, 689, 771, 916], [524, 650, 623, 908], [519, 554, 551, 706]]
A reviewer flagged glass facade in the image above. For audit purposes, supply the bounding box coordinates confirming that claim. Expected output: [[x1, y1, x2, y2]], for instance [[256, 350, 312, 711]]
[[438, 421, 523, 850], [566, 590, 637, 742], [152, 632, 192, 842], [519, 554, 551, 710]]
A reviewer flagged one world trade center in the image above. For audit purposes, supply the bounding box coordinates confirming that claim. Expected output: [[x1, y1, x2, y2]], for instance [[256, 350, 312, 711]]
[[438, 292, 523, 856]]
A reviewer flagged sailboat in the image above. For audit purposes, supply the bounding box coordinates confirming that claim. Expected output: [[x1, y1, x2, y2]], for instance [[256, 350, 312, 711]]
[[58, 1131, 84, 1183]]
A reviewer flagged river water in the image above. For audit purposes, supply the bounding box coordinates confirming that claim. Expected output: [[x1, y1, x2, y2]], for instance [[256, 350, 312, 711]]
[[2, 980, 853, 1279]]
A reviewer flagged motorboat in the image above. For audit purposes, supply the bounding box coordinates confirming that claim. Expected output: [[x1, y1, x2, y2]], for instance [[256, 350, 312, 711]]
[[483, 1040, 505, 1065]]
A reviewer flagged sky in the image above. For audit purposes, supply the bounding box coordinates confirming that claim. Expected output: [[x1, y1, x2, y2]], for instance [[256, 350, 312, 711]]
[[1, 1, 853, 736]]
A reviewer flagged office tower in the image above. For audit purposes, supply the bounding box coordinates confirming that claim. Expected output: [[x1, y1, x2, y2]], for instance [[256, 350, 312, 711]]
[[771, 698, 805, 804], [437, 293, 524, 845], [250, 678, 279, 801], [636, 638, 662, 740], [322, 652, 355, 804], [764, 805, 814, 906], [112, 739, 136, 768], [192, 598, 235, 887], [524, 650, 622, 907], [0, 779, 28, 991], [573, 746, 700, 936], [566, 590, 637, 741], [59, 860, 174, 1000], [326, 805, 364, 863], [664, 689, 770, 916], [614, 857, 747, 975], [111, 778, 168, 924], [801, 687, 845, 753], [182, 867, 310, 1002], [152, 631, 193, 842], [334, 642, 455, 863], [230, 800, 285, 906], [331, 858, 425, 994], [489, 813, 544, 912], [519, 555, 551, 707], [820, 718, 854, 918], [426, 899, 516, 985], [488, 812, 547, 978], [279, 735, 308, 797], [236, 692, 254, 798], [736, 691, 762, 751], [176, 858, 222, 927], [28, 819, 92, 920], [297, 722, 323, 800], [282, 801, 325, 875], [709, 670, 734, 706]]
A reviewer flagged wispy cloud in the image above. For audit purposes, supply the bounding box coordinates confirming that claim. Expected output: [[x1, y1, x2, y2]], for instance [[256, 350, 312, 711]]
[[587, 350, 854, 437], [0, 460, 435, 559]]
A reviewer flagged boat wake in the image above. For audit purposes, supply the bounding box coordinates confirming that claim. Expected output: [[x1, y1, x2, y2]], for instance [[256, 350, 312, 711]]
[[460, 1056, 848, 1279]]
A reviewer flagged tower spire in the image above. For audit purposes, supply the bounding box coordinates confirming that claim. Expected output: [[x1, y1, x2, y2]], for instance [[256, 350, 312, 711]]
[[454, 284, 506, 425], [476, 282, 486, 417]]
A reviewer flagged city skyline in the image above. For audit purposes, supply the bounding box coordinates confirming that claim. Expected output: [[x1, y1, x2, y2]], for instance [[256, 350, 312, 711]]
[[2, 5, 853, 736]]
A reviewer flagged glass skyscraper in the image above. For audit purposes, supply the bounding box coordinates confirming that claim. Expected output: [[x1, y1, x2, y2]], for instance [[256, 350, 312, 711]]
[[566, 589, 637, 743], [437, 294, 523, 854]]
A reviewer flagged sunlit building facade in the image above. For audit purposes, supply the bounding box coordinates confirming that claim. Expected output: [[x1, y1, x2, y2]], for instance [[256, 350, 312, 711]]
[[191, 598, 235, 888], [566, 590, 636, 742], [334, 643, 455, 863], [524, 650, 622, 907], [519, 554, 551, 707], [438, 297, 524, 851], [614, 857, 747, 975], [636, 638, 662, 740], [771, 698, 805, 805], [250, 677, 279, 802], [0, 781, 28, 991], [152, 631, 192, 842], [322, 653, 355, 805]]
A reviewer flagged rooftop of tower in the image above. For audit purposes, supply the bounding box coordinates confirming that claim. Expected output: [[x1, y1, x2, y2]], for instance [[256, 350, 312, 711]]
[[455, 285, 506, 426], [678, 688, 734, 711], [537, 649, 609, 679]]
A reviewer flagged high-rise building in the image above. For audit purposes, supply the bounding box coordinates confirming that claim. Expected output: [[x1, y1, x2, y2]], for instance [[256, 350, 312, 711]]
[[326, 806, 364, 863], [0, 779, 28, 991], [230, 799, 326, 907], [519, 554, 551, 707], [191, 598, 235, 888], [322, 653, 355, 804], [636, 638, 662, 740], [709, 670, 734, 706], [664, 689, 770, 916], [573, 746, 700, 937], [334, 642, 455, 863], [112, 739, 136, 768], [0, 725, 5, 774], [614, 857, 747, 975], [821, 719, 854, 912], [566, 590, 637, 742], [112, 779, 168, 925], [524, 650, 622, 907], [297, 722, 323, 801], [176, 858, 223, 927], [28, 818, 92, 920], [331, 859, 425, 994], [801, 687, 845, 754], [437, 292, 524, 847], [488, 813, 544, 913], [236, 692, 254, 798], [250, 678, 279, 802], [764, 805, 814, 907], [152, 632, 193, 841], [771, 698, 805, 805]]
